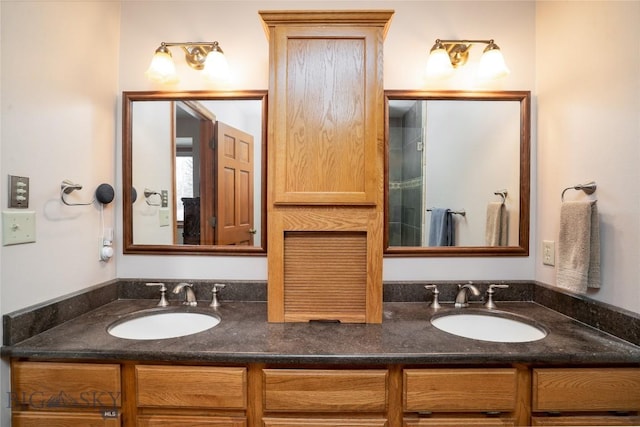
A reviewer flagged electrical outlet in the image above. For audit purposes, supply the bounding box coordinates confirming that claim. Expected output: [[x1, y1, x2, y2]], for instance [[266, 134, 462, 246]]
[[543, 240, 555, 266]]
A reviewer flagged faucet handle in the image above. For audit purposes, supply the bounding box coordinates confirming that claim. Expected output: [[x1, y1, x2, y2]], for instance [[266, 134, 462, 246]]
[[484, 284, 509, 309], [424, 285, 442, 309], [146, 282, 169, 307], [210, 283, 226, 308]]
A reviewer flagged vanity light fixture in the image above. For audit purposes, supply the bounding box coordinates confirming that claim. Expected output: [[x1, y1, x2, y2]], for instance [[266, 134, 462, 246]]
[[145, 41, 230, 84], [425, 39, 510, 80]]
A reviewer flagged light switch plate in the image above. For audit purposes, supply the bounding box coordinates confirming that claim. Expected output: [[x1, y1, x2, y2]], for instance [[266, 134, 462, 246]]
[[8, 175, 29, 208], [159, 208, 170, 227], [2, 210, 36, 245]]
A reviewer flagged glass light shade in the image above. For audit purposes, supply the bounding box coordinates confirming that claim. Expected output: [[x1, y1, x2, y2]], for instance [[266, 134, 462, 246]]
[[425, 48, 454, 79], [478, 48, 510, 80], [145, 51, 178, 84], [202, 50, 230, 82]]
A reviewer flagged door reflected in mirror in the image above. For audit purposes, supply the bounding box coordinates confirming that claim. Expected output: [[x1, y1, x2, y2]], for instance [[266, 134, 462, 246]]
[[123, 91, 267, 255], [385, 91, 530, 257]]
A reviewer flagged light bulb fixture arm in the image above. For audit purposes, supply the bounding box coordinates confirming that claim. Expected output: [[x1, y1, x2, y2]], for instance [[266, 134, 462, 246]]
[[155, 41, 224, 71], [431, 39, 497, 68]]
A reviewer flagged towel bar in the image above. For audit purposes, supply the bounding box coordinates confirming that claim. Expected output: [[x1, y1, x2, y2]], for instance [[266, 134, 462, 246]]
[[427, 208, 466, 217], [561, 181, 597, 202]]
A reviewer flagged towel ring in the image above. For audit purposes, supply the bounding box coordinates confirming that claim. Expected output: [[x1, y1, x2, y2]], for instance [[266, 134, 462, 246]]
[[60, 180, 115, 206], [561, 181, 597, 202], [494, 190, 507, 204]]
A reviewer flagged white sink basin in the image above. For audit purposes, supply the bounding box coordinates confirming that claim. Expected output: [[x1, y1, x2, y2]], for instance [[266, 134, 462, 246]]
[[108, 310, 220, 340], [431, 310, 547, 343]]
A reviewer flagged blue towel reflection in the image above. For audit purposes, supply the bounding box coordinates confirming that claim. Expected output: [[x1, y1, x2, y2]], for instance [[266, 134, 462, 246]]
[[428, 208, 455, 246]]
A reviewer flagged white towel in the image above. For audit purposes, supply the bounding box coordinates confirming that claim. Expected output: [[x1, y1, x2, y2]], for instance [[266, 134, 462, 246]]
[[557, 201, 601, 293], [485, 202, 508, 246]]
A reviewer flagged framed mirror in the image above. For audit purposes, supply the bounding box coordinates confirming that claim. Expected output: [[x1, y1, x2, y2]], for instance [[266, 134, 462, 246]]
[[384, 90, 530, 256], [122, 91, 267, 255]]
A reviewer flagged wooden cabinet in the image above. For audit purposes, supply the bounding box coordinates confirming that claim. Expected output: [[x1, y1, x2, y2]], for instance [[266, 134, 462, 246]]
[[260, 10, 393, 323], [403, 368, 528, 426], [262, 369, 389, 425], [11, 361, 122, 426], [11, 361, 640, 427], [531, 368, 640, 426]]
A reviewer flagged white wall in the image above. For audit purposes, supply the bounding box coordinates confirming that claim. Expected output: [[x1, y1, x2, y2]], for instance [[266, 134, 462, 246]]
[[1, 1, 120, 310], [0, 2, 121, 425], [117, 0, 537, 281], [535, 1, 640, 313]]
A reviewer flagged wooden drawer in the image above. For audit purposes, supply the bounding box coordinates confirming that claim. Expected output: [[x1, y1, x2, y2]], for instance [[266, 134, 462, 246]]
[[137, 415, 247, 426], [531, 415, 640, 426], [263, 369, 388, 412], [136, 365, 246, 409], [11, 361, 121, 410], [532, 368, 640, 412], [13, 411, 121, 427], [404, 418, 515, 426], [403, 369, 517, 412], [263, 418, 388, 427]]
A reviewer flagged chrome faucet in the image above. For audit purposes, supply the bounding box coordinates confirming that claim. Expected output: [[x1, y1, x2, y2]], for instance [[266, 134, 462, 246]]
[[454, 282, 480, 308], [173, 282, 197, 306]]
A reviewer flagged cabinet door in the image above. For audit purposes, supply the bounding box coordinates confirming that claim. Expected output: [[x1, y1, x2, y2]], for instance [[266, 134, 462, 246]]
[[531, 415, 640, 426], [137, 415, 246, 427], [264, 418, 387, 427], [13, 411, 121, 427], [269, 25, 382, 206], [263, 369, 388, 412], [404, 418, 515, 427], [404, 369, 518, 412], [136, 365, 247, 409], [532, 368, 640, 412], [11, 361, 121, 411]]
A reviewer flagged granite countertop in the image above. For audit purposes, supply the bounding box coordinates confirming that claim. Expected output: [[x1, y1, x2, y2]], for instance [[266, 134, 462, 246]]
[[3, 299, 640, 365]]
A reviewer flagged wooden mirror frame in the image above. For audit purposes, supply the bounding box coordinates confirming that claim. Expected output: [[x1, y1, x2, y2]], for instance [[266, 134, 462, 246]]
[[383, 90, 531, 257], [122, 90, 268, 255]]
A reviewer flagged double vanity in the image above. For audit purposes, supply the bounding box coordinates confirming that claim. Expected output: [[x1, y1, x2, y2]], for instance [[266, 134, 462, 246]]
[[4, 9, 639, 427], [4, 281, 640, 427]]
